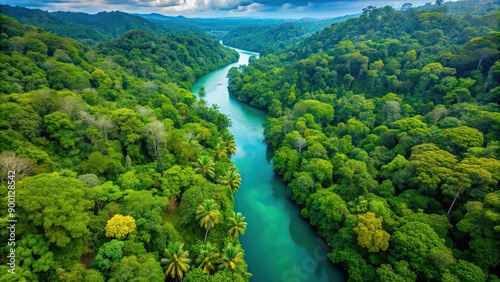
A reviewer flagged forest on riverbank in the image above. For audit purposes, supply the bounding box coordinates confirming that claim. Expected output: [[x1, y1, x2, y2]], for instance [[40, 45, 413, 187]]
[[228, 1, 500, 281], [0, 14, 252, 282]]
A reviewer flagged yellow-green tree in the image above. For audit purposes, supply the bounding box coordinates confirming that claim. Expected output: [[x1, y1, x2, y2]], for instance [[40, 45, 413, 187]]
[[105, 214, 136, 240], [196, 199, 220, 243], [353, 212, 390, 252]]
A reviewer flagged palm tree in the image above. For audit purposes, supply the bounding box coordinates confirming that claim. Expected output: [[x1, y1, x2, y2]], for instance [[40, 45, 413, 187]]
[[220, 131, 236, 156], [195, 242, 220, 275], [219, 243, 245, 274], [227, 212, 247, 238], [193, 155, 215, 179], [214, 142, 228, 160], [217, 168, 242, 193], [161, 242, 191, 282], [196, 199, 221, 243]]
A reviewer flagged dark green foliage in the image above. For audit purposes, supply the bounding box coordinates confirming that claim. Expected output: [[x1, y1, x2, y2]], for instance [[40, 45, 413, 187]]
[[0, 14, 247, 282]]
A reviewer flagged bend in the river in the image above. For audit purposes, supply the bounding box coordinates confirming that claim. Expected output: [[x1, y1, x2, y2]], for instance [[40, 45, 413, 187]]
[[191, 46, 347, 282]]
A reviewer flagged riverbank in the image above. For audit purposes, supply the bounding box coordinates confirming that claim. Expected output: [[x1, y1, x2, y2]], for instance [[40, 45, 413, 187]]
[[191, 47, 347, 282]]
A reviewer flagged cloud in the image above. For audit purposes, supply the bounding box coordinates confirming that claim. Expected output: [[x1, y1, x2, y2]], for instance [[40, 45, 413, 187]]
[[0, 0, 452, 18], [235, 2, 265, 12]]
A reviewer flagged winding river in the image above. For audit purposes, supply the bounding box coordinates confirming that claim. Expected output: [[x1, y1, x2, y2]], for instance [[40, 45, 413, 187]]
[[191, 47, 347, 282]]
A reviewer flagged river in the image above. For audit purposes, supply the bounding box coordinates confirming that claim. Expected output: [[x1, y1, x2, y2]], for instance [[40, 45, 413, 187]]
[[191, 47, 347, 282]]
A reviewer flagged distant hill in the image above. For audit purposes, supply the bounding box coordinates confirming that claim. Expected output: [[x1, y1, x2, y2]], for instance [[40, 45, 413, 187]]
[[219, 15, 359, 54], [0, 5, 195, 44], [222, 22, 308, 54]]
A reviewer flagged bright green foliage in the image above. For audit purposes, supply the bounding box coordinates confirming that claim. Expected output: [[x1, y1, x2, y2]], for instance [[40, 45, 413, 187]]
[[196, 199, 221, 242], [293, 100, 334, 125], [105, 214, 136, 240], [219, 243, 245, 274], [108, 254, 164, 282], [195, 242, 220, 275], [329, 248, 377, 282], [120, 190, 168, 252], [56, 263, 106, 282], [376, 261, 417, 282], [18, 173, 93, 247], [288, 172, 317, 205], [161, 165, 201, 199], [194, 155, 216, 179], [437, 126, 484, 153], [218, 168, 242, 193], [227, 212, 247, 238], [445, 260, 487, 282], [220, 131, 237, 156], [93, 181, 123, 208], [0, 13, 248, 282], [392, 222, 450, 279], [43, 111, 75, 149], [335, 159, 377, 201], [161, 242, 191, 281], [353, 212, 390, 252], [91, 239, 125, 275], [14, 234, 55, 281], [303, 189, 348, 238], [407, 143, 458, 192], [272, 146, 300, 182]]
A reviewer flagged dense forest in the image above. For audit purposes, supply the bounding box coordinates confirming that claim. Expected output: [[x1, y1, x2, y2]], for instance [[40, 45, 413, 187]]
[[0, 14, 252, 282], [220, 16, 360, 55], [222, 22, 307, 55], [0, 5, 189, 45], [228, 1, 500, 281]]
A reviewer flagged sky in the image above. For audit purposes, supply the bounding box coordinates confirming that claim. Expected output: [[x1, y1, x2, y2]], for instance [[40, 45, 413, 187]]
[[0, 0, 444, 18]]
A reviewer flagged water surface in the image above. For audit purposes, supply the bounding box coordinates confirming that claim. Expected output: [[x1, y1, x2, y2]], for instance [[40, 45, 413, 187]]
[[191, 47, 347, 282]]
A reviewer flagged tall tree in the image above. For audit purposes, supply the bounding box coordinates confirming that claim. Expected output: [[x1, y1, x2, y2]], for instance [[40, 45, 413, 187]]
[[161, 242, 191, 282], [220, 131, 236, 156], [193, 155, 215, 179], [195, 242, 220, 275], [217, 168, 242, 193], [219, 243, 245, 274], [18, 173, 93, 247], [196, 199, 221, 243], [227, 212, 247, 238]]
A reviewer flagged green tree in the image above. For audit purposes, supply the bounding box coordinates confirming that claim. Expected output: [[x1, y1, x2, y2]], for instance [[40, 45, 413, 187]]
[[302, 189, 348, 239], [437, 126, 484, 153], [195, 242, 220, 275], [194, 155, 215, 179], [214, 142, 228, 159], [220, 131, 236, 156], [161, 242, 191, 282], [392, 221, 450, 279], [18, 173, 93, 247], [353, 212, 390, 252], [91, 240, 124, 276], [376, 261, 417, 282], [196, 199, 221, 243], [43, 111, 76, 149], [109, 254, 164, 282], [105, 214, 136, 240], [219, 244, 245, 274], [217, 168, 242, 193], [227, 212, 247, 238], [445, 260, 486, 282]]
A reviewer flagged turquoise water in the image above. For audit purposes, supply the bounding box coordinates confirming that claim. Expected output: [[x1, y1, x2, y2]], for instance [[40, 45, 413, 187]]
[[191, 47, 347, 282]]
